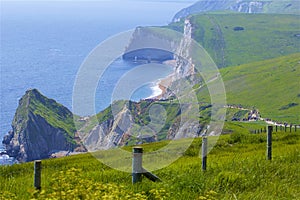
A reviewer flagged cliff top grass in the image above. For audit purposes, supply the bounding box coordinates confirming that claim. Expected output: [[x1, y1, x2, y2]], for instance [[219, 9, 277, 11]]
[[221, 53, 300, 124], [1, 121, 299, 199]]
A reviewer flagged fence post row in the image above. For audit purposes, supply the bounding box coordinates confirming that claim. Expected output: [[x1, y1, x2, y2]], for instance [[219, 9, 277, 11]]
[[267, 126, 273, 160], [33, 125, 298, 188], [34, 160, 42, 190]]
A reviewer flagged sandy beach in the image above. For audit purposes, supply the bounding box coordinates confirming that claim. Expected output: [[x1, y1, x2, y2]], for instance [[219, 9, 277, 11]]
[[151, 59, 177, 99]]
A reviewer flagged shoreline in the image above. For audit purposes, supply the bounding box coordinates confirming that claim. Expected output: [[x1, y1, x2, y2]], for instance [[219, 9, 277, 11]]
[[145, 59, 176, 100]]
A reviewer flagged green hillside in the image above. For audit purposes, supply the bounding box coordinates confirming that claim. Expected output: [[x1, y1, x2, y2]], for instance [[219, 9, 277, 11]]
[[222, 53, 300, 124], [1, 123, 299, 199], [196, 53, 300, 124], [169, 13, 300, 68]]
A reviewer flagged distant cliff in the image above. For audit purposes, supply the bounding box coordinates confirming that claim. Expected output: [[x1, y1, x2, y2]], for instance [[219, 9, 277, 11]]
[[173, 0, 300, 22], [2, 89, 85, 162], [123, 21, 196, 84], [122, 26, 177, 62]]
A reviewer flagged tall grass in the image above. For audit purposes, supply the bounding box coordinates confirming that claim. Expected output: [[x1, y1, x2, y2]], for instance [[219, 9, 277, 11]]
[[1, 123, 299, 199]]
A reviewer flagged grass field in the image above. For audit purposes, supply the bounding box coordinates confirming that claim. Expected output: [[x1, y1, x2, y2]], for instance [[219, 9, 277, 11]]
[[221, 53, 300, 124], [195, 53, 300, 124], [1, 122, 299, 199]]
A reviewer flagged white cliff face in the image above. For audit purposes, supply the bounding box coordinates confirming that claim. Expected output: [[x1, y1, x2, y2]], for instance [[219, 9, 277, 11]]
[[174, 19, 195, 80], [233, 1, 265, 13]]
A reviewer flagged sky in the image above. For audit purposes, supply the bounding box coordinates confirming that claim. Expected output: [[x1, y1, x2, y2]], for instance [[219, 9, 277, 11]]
[[0, 0, 197, 20]]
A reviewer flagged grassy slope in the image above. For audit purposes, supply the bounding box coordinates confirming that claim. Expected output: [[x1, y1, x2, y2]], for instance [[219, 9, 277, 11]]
[[1, 122, 299, 199], [188, 13, 300, 68], [196, 53, 300, 124], [222, 53, 300, 124]]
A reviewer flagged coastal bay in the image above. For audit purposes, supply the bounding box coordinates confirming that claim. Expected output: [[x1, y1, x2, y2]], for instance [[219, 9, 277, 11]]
[[0, 0, 196, 150]]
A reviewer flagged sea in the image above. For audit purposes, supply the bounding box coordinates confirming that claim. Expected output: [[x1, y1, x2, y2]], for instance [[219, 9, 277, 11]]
[[0, 0, 196, 159]]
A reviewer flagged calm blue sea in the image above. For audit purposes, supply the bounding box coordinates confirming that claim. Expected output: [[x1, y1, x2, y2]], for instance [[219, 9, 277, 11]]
[[0, 0, 195, 150]]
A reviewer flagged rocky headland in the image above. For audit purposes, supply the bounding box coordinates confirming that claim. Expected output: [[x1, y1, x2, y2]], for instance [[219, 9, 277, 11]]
[[2, 89, 86, 162]]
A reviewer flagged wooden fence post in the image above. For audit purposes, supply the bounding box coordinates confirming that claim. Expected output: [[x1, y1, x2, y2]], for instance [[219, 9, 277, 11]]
[[267, 126, 273, 160], [132, 147, 143, 184], [284, 125, 287, 132], [34, 160, 42, 190], [142, 169, 162, 182], [275, 125, 278, 132], [290, 124, 292, 133], [202, 136, 208, 171], [295, 125, 297, 132]]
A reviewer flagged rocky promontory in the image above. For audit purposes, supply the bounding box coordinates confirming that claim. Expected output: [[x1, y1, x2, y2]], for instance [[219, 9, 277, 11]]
[[2, 89, 86, 162]]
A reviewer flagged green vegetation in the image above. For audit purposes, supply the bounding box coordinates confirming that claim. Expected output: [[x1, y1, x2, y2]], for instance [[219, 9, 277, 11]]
[[169, 13, 300, 68], [221, 53, 300, 124], [194, 53, 300, 124], [1, 122, 299, 199]]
